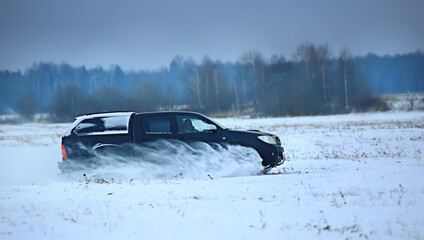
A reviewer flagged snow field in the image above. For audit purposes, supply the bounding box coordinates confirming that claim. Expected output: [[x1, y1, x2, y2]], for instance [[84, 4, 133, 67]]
[[0, 111, 424, 239]]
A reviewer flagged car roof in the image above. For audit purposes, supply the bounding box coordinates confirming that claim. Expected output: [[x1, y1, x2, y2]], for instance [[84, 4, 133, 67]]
[[135, 111, 206, 116], [75, 111, 135, 118]]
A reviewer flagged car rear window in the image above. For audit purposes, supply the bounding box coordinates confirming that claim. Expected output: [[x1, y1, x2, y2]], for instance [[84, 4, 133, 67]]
[[142, 116, 171, 133], [74, 116, 129, 135]]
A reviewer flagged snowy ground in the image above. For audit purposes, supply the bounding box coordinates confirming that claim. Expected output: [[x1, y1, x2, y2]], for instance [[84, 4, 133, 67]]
[[0, 111, 423, 239]]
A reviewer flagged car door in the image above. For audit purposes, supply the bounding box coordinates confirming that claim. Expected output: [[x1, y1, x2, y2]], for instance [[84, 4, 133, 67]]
[[134, 114, 176, 143], [132, 113, 178, 160], [175, 114, 221, 143]]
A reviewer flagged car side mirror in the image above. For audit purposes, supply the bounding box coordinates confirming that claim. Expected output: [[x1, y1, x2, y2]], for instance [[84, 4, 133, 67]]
[[205, 124, 217, 132]]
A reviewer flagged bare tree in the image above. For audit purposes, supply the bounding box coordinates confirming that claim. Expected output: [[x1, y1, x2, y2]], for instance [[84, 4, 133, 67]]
[[180, 62, 201, 108], [294, 43, 316, 81], [294, 43, 333, 114], [318, 43, 330, 105], [195, 69, 202, 107], [239, 50, 265, 111], [233, 77, 240, 112], [294, 43, 321, 114], [198, 56, 217, 109], [340, 47, 352, 111], [240, 63, 247, 103], [238, 53, 251, 104], [213, 67, 220, 112]]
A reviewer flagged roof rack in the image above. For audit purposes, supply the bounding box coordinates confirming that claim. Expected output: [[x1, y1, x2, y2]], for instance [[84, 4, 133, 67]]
[[75, 111, 134, 118]]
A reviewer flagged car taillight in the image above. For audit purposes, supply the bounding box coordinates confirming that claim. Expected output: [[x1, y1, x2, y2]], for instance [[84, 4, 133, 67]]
[[61, 144, 67, 160]]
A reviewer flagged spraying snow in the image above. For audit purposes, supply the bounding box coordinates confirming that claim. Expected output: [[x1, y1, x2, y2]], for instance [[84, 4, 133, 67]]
[[62, 140, 263, 181]]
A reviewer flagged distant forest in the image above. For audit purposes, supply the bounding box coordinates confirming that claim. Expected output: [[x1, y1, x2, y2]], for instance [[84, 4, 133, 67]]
[[1, 43, 423, 121]]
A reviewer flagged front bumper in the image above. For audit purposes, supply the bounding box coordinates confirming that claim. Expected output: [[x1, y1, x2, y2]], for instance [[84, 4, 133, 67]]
[[261, 144, 285, 167], [275, 152, 285, 166], [274, 145, 285, 166]]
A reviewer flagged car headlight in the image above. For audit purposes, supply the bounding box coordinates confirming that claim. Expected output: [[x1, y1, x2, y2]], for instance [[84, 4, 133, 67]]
[[258, 135, 277, 145]]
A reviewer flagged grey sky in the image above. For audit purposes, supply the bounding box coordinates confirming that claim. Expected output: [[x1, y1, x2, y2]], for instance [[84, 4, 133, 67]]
[[0, 0, 423, 71]]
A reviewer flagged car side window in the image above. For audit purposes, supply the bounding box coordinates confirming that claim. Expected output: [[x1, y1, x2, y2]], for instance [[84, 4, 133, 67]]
[[177, 115, 210, 133], [74, 118, 105, 134], [73, 116, 130, 135], [142, 116, 172, 134]]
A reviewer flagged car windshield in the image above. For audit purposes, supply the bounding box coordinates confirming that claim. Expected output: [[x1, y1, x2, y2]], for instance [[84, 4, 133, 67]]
[[207, 117, 227, 129]]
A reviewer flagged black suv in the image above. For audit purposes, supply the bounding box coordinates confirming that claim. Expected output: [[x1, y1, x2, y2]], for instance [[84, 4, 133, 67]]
[[59, 111, 285, 171]]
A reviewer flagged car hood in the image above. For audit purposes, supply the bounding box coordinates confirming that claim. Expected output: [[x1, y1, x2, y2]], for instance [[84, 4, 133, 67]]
[[226, 129, 274, 136]]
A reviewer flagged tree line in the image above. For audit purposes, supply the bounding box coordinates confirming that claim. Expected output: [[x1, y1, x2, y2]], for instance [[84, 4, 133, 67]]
[[1, 43, 423, 121]]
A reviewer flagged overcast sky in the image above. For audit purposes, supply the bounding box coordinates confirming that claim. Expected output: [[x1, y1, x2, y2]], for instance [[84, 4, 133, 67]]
[[0, 0, 423, 71]]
